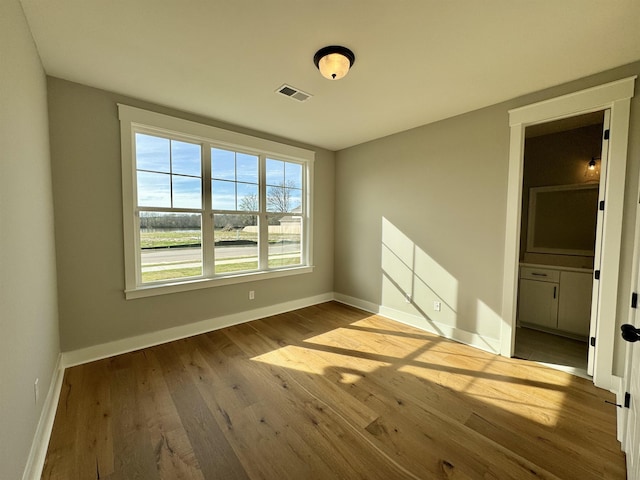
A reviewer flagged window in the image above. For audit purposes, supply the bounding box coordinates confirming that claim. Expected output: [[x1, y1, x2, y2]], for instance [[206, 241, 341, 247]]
[[119, 105, 314, 299]]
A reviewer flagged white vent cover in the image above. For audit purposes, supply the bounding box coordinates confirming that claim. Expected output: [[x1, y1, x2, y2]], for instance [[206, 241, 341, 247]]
[[276, 84, 312, 102]]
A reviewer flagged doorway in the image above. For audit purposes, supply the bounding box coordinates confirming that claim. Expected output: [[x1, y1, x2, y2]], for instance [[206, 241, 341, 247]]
[[500, 76, 635, 392], [513, 112, 605, 378]]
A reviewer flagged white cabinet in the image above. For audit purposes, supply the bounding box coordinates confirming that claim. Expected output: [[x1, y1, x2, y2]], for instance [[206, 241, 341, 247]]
[[557, 271, 593, 336], [518, 265, 592, 338], [519, 278, 558, 329]]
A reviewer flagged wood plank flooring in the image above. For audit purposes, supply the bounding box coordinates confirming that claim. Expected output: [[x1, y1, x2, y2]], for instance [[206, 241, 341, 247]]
[[42, 302, 626, 479]]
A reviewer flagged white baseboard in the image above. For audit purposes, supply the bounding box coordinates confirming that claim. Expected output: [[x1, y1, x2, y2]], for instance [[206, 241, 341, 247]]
[[64, 292, 501, 369], [333, 293, 501, 354], [378, 305, 501, 354], [333, 293, 381, 315], [22, 354, 65, 480], [62, 292, 334, 368]]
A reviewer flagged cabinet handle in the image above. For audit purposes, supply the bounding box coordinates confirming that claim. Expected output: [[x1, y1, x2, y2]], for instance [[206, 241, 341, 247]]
[[531, 272, 548, 277], [553, 286, 557, 299]]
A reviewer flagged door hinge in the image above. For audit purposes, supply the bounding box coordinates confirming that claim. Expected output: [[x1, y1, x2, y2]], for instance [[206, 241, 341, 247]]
[[590, 336, 596, 347], [604, 129, 610, 140], [594, 270, 601, 280], [633, 292, 638, 309], [599, 200, 605, 211], [605, 393, 631, 409]]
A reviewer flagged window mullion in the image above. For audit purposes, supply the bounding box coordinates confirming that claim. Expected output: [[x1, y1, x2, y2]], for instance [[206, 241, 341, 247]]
[[259, 155, 268, 269], [202, 144, 214, 277], [133, 209, 142, 286], [169, 140, 174, 208]]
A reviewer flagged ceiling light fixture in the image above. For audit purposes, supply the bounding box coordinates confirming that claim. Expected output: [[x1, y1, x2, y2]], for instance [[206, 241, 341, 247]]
[[313, 46, 355, 80]]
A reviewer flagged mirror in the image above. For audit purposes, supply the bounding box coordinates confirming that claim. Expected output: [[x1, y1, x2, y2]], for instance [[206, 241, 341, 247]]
[[526, 184, 598, 256]]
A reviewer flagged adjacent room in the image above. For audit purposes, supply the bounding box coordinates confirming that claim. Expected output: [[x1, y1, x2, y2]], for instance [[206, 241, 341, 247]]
[[3, 1, 640, 479]]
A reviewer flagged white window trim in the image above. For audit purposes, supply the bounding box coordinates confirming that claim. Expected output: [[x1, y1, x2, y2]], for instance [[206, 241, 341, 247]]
[[118, 104, 315, 299]]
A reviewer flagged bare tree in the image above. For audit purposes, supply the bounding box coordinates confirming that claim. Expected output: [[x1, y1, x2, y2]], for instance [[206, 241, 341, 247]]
[[239, 193, 258, 212], [267, 180, 299, 213]]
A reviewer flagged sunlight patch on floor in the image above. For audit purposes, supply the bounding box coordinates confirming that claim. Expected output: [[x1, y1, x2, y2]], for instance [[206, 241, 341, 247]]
[[251, 309, 575, 429], [251, 342, 393, 377]]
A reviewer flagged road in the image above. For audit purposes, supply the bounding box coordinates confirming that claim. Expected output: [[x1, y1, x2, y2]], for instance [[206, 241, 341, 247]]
[[141, 243, 300, 263]]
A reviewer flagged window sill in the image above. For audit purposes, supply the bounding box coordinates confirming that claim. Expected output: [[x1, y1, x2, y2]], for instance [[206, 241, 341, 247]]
[[124, 265, 314, 300]]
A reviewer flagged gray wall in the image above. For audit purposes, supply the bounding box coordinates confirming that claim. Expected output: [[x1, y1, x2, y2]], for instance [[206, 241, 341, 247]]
[[335, 62, 640, 374], [0, 1, 61, 478], [47, 77, 335, 352]]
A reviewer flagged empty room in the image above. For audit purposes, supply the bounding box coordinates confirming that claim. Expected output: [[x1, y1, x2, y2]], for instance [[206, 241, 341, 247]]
[[3, 1, 640, 479]]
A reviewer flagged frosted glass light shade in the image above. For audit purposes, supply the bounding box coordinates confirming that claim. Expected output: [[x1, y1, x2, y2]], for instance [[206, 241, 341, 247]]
[[314, 46, 355, 80], [318, 53, 350, 80]]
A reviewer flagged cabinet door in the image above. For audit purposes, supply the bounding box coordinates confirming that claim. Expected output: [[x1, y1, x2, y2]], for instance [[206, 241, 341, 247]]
[[557, 271, 593, 337], [518, 279, 558, 329]]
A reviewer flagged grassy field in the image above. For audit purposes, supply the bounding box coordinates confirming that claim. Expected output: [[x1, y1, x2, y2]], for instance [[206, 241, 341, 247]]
[[141, 256, 300, 282], [140, 229, 298, 248]]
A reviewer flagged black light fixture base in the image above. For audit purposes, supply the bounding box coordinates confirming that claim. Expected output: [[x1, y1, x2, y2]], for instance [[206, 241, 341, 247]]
[[313, 45, 356, 69]]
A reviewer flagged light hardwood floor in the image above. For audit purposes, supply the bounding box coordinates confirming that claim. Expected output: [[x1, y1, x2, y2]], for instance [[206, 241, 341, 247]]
[[42, 302, 625, 479]]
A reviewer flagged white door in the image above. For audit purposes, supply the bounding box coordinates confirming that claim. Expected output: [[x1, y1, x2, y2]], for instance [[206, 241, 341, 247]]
[[587, 109, 611, 376], [621, 151, 640, 479], [623, 291, 640, 478]]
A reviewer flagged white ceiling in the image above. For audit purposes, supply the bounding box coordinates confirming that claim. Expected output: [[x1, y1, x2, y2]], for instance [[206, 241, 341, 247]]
[[20, 0, 640, 151]]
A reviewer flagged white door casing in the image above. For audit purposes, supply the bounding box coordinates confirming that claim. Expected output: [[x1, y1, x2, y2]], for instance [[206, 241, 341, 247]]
[[500, 76, 636, 392], [587, 109, 610, 377]]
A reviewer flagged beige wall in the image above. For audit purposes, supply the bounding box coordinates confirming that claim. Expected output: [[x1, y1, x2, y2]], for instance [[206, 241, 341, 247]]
[[335, 62, 640, 374], [0, 1, 61, 478], [47, 77, 335, 352], [335, 102, 510, 342]]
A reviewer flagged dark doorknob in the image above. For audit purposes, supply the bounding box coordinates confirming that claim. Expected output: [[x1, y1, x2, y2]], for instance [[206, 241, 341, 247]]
[[621, 324, 640, 342]]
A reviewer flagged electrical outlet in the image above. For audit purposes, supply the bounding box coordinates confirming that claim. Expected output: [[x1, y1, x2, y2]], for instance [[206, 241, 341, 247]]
[[433, 301, 442, 312], [249, 290, 255, 300], [34, 378, 39, 404]]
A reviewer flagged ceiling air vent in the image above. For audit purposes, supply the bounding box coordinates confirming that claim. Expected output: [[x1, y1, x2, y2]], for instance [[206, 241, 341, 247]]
[[276, 84, 312, 102]]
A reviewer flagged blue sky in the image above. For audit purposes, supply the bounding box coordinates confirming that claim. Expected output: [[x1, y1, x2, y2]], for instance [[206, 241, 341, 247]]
[[136, 133, 202, 208], [136, 134, 303, 212]]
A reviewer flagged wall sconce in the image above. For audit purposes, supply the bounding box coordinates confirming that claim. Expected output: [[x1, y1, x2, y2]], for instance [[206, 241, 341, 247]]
[[313, 46, 355, 80], [584, 156, 600, 180]]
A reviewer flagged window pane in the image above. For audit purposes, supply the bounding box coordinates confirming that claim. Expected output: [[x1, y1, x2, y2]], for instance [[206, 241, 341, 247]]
[[266, 158, 284, 186], [237, 183, 258, 210], [212, 180, 236, 210], [139, 212, 202, 283], [236, 153, 258, 183], [285, 162, 303, 188], [214, 214, 258, 274], [172, 141, 201, 176], [173, 175, 202, 209], [136, 133, 170, 173], [137, 171, 171, 207], [288, 188, 302, 213], [212, 148, 236, 181], [268, 215, 302, 268]]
